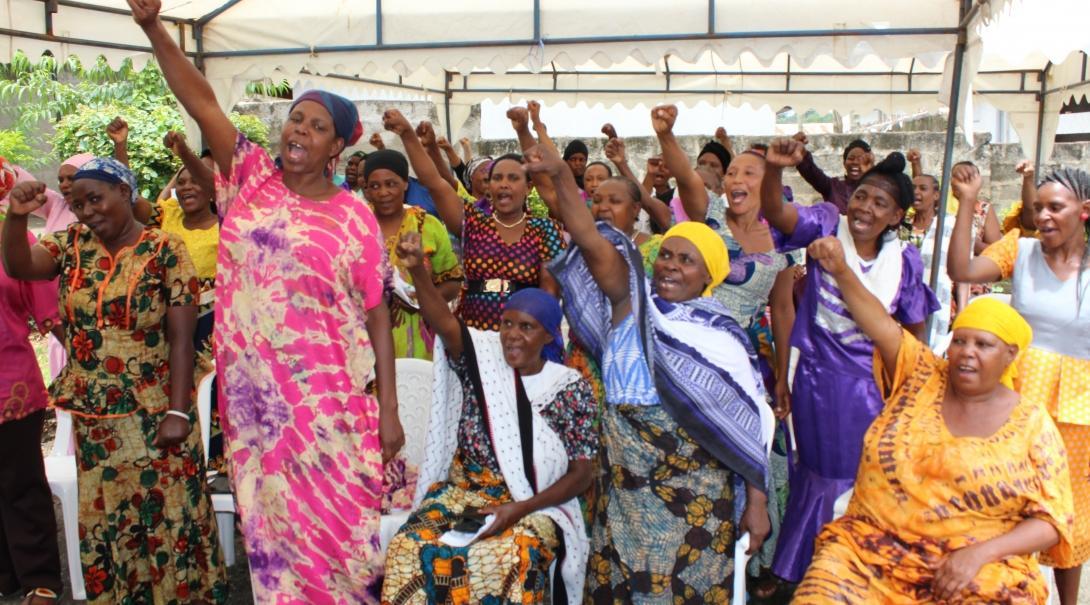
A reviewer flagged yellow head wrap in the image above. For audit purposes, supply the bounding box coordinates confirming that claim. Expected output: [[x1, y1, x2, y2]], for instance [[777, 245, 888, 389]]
[[950, 297, 1033, 389], [662, 221, 730, 297]]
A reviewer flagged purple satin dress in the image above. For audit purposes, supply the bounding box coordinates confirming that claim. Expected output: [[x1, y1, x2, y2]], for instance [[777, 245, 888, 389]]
[[769, 202, 938, 582]]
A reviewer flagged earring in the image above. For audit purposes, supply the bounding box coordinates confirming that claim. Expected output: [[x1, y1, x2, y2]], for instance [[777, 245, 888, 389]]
[[1082, 212, 1089, 221]]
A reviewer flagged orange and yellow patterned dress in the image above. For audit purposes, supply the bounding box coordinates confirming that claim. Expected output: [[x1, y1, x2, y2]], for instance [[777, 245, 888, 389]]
[[794, 332, 1074, 604], [982, 230, 1090, 569]]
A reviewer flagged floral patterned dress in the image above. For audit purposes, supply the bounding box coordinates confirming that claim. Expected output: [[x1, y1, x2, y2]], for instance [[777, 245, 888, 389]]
[[214, 134, 390, 603], [383, 205, 463, 360], [38, 224, 227, 604]]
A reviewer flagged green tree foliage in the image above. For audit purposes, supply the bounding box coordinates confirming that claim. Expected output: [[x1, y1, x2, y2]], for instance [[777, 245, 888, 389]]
[[0, 130, 34, 166], [1, 51, 270, 194]]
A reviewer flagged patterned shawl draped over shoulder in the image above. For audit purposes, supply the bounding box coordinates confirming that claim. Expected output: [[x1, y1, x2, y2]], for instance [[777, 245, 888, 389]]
[[550, 222, 770, 494]]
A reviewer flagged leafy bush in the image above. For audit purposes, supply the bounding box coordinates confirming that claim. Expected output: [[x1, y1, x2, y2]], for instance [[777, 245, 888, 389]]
[[0, 130, 34, 166], [4, 51, 271, 196]]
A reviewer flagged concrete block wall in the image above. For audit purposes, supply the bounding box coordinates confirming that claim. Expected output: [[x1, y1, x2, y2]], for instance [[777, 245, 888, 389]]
[[236, 99, 1088, 216]]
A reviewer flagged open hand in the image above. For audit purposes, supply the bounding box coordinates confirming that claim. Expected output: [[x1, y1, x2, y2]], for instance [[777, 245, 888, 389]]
[[650, 105, 678, 135], [125, 0, 161, 27], [807, 236, 849, 277], [382, 109, 413, 137], [766, 138, 807, 168], [106, 117, 129, 145], [5, 182, 48, 216]]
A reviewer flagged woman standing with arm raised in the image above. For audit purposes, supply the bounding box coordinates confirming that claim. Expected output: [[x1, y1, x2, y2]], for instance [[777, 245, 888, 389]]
[[127, 1, 404, 601], [947, 162, 1090, 605], [759, 137, 939, 583]]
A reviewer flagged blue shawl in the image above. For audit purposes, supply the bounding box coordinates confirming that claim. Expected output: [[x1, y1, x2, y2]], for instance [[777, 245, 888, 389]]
[[550, 222, 770, 494]]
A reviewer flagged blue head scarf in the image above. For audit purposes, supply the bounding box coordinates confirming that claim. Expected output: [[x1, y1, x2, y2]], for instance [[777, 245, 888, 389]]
[[504, 288, 564, 364], [74, 157, 138, 205], [291, 90, 363, 146]]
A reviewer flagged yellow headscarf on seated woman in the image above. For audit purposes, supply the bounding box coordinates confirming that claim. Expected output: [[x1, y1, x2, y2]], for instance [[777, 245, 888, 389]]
[[662, 221, 730, 297], [950, 297, 1033, 389]]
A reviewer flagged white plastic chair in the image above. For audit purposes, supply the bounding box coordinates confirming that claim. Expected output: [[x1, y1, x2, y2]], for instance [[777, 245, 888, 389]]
[[43, 410, 85, 600], [380, 358, 435, 553], [195, 371, 237, 566], [731, 399, 778, 605]]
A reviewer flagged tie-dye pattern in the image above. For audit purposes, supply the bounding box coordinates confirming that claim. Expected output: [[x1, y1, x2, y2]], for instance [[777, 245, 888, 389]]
[[214, 134, 390, 603]]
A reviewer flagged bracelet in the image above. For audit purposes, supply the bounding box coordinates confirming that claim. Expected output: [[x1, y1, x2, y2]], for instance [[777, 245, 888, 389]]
[[165, 410, 191, 422]]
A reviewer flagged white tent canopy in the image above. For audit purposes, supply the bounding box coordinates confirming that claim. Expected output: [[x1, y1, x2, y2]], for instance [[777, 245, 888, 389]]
[[3, 0, 1086, 156]]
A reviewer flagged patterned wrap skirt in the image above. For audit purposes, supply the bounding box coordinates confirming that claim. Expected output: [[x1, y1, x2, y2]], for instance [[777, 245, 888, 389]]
[[584, 404, 737, 604], [75, 408, 228, 604], [382, 452, 559, 604]]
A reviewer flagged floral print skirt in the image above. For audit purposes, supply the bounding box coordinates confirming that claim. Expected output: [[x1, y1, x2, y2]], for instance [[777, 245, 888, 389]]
[[75, 409, 228, 604], [382, 452, 559, 605], [585, 404, 737, 604]]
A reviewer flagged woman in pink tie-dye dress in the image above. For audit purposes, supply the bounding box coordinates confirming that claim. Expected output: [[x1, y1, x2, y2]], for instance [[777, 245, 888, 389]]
[[130, 1, 405, 602]]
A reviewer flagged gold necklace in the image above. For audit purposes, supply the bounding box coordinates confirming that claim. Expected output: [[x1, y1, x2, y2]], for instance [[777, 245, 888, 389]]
[[493, 212, 527, 229]]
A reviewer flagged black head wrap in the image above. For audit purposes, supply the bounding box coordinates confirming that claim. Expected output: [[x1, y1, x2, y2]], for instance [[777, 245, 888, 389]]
[[563, 139, 589, 160], [698, 141, 732, 175], [362, 149, 409, 183], [859, 152, 913, 210]]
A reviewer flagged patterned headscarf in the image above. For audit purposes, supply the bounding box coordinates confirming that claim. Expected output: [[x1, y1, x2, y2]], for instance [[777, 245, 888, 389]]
[[951, 297, 1032, 390], [74, 157, 138, 205], [463, 155, 493, 191], [291, 90, 363, 147], [662, 221, 730, 297], [504, 288, 564, 364]]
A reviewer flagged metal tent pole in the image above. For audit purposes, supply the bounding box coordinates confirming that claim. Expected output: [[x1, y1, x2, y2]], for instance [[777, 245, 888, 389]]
[[925, 12, 969, 345]]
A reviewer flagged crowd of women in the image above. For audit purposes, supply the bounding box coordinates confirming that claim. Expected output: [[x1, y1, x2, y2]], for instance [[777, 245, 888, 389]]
[[0, 1, 1087, 604]]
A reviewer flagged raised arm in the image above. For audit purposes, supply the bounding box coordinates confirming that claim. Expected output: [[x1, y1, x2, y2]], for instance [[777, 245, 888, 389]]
[[369, 132, 386, 151], [128, 0, 237, 176], [527, 101, 559, 155], [164, 131, 215, 195], [2, 183, 61, 281], [418, 123, 460, 191], [604, 136, 671, 230], [906, 148, 923, 178], [714, 127, 735, 157], [760, 138, 806, 235], [107, 117, 131, 167], [398, 232, 463, 356], [459, 137, 473, 165], [383, 110, 465, 235], [525, 145, 630, 308], [947, 162, 1003, 284], [1015, 161, 1038, 231], [652, 105, 707, 221], [808, 236, 903, 372], [508, 105, 559, 218], [792, 131, 834, 200]]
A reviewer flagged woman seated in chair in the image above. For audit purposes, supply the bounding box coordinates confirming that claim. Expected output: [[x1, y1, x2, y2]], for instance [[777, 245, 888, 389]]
[[381, 233, 596, 605], [793, 235, 1074, 604]]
